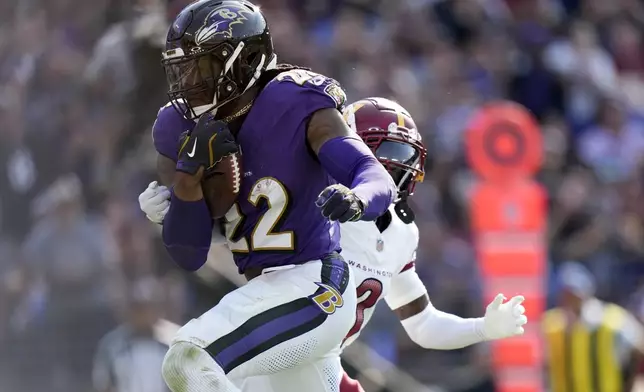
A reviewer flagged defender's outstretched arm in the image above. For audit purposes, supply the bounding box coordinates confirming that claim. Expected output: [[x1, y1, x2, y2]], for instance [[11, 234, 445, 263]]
[[386, 263, 527, 349]]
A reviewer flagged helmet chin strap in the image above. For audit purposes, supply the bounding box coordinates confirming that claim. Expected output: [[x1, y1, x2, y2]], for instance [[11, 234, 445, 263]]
[[191, 47, 278, 122], [265, 54, 278, 70], [242, 53, 266, 93]]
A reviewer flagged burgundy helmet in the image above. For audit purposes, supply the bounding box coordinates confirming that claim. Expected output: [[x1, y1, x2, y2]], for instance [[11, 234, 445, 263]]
[[343, 97, 427, 198]]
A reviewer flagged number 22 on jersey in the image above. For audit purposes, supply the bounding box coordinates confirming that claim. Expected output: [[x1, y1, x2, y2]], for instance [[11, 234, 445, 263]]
[[225, 177, 295, 252]]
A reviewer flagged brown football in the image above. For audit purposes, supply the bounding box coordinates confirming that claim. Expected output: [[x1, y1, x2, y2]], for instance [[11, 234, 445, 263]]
[[202, 152, 242, 219]]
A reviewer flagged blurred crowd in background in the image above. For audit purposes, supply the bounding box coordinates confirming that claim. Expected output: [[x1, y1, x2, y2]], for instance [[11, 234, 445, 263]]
[[2, 0, 644, 391]]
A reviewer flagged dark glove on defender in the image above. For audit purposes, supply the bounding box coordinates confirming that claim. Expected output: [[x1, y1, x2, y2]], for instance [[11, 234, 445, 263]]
[[176, 114, 239, 176], [316, 184, 365, 223]]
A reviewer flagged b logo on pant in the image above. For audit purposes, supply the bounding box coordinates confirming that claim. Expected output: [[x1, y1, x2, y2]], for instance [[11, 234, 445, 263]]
[[311, 283, 344, 314]]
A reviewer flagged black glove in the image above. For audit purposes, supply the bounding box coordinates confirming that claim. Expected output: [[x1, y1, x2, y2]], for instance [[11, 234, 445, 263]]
[[176, 114, 239, 176], [316, 184, 365, 223]]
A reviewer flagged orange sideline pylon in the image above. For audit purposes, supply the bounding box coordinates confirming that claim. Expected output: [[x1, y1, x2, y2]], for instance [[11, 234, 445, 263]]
[[466, 102, 546, 392]]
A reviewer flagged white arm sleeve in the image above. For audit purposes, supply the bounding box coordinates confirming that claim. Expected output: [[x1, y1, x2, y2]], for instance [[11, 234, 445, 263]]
[[384, 262, 427, 310], [385, 263, 486, 350]]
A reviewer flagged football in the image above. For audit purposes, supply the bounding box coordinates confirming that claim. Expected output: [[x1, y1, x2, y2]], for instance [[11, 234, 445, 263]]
[[202, 152, 242, 219]]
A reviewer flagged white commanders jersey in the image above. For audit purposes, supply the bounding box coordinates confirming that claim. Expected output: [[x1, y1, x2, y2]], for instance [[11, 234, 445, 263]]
[[339, 202, 426, 348]]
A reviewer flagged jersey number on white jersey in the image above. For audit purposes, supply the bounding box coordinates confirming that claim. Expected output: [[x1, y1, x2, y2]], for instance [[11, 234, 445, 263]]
[[225, 177, 294, 252], [343, 278, 384, 343]]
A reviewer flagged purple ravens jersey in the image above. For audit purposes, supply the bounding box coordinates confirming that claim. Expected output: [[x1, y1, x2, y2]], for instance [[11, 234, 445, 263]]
[[227, 70, 347, 272], [151, 70, 347, 274]]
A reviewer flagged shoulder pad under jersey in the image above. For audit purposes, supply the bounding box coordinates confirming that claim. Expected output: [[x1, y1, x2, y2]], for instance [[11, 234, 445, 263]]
[[393, 200, 415, 224], [266, 69, 347, 111], [388, 202, 419, 270], [152, 102, 195, 161]]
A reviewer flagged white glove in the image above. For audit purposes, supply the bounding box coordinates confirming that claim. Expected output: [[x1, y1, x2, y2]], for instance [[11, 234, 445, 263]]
[[479, 294, 527, 340], [138, 181, 170, 224]]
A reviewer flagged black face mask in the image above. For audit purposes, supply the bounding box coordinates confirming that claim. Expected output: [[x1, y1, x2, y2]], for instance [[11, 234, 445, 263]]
[[375, 140, 419, 184], [164, 51, 224, 115]]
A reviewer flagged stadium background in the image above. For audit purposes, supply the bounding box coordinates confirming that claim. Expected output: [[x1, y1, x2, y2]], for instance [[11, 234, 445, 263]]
[[2, 0, 644, 391]]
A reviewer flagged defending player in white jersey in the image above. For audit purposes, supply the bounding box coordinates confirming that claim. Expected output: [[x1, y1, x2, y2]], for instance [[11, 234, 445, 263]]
[[335, 97, 528, 391]]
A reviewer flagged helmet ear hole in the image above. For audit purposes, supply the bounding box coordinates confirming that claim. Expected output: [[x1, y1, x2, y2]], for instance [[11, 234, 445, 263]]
[[217, 79, 236, 101]]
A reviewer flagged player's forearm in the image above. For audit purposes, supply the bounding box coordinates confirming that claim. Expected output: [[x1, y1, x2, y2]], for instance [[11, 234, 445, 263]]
[[162, 190, 213, 271], [401, 305, 486, 350], [157, 154, 178, 186], [317, 136, 396, 220]]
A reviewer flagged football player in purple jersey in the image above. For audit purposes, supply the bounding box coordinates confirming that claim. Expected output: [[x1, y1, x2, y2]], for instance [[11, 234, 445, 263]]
[[140, 1, 396, 391]]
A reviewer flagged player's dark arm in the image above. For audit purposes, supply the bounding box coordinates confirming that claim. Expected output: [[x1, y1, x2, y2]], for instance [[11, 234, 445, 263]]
[[161, 168, 213, 271], [153, 116, 212, 272], [157, 154, 176, 186], [387, 263, 487, 350], [307, 108, 396, 220], [394, 293, 429, 320], [160, 117, 236, 272]]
